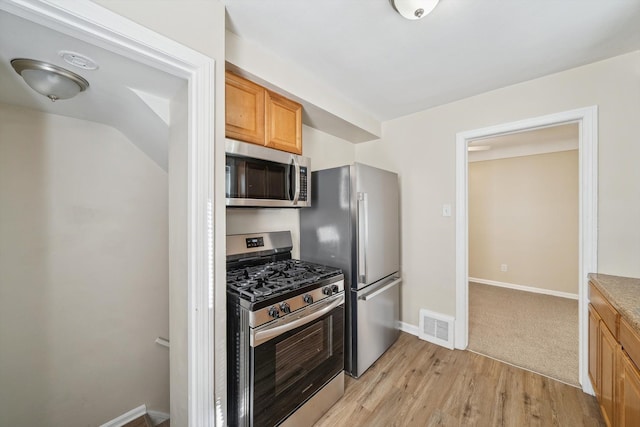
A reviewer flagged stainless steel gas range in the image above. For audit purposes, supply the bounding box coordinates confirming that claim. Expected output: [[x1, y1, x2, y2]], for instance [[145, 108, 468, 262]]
[[226, 231, 345, 427]]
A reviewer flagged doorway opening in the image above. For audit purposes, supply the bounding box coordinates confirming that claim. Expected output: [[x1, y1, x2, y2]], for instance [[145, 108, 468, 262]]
[[466, 124, 580, 386], [0, 1, 219, 425], [455, 106, 598, 394]]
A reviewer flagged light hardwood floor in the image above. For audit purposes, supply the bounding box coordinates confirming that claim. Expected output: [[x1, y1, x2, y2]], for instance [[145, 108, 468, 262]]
[[314, 332, 604, 427]]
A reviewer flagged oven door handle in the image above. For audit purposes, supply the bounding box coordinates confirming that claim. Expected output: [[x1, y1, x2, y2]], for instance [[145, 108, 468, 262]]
[[251, 293, 344, 347]]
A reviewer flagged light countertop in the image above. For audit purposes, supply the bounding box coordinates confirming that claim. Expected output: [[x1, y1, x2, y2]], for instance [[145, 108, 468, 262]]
[[589, 273, 640, 332]]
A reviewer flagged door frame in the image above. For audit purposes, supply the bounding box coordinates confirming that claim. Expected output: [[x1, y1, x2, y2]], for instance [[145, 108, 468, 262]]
[[454, 106, 598, 394], [1, 0, 219, 423]]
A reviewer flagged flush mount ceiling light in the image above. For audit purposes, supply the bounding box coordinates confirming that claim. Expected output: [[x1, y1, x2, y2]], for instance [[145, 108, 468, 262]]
[[391, 0, 440, 20], [11, 58, 89, 102]]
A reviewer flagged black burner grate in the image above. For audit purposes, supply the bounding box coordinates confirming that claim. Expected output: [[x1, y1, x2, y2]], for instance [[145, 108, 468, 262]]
[[227, 259, 341, 303]]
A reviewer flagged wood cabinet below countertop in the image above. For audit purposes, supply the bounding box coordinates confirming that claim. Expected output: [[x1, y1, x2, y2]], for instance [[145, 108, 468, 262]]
[[588, 274, 640, 427]]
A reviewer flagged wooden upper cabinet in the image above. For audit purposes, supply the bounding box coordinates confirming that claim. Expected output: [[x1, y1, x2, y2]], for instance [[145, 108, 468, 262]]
[[225, 71, 266, 145], [225, 71, 303, 154], [265, 90, 302, 154]]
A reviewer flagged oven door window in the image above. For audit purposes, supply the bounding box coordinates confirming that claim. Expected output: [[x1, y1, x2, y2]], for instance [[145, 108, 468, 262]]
[[252, 305, 344, 427], [226, 155, 291, 200]]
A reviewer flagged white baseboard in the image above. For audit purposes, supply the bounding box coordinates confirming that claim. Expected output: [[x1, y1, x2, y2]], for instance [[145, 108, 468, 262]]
[[399, 321, 419, 336], [469, 277, 578, 300], [100, 405, 147, 427], [148, 410, 170, 425]]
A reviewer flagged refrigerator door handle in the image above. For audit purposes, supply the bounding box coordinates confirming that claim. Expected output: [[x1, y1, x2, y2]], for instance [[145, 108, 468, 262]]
[[358, 277, 402, 301], [357, 192, 368, 284]]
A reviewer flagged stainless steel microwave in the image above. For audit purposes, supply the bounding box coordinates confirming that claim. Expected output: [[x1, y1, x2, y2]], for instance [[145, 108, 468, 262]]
[[225, 139, 311, 208]]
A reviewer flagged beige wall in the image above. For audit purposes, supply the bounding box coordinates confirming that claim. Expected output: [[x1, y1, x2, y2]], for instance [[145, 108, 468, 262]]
[[303, 125, 356, 171], [168, 85, 189, 425], [468, 150, 579, 295], [226, 125, 355, 255], [91, 2, 227, 424], [0, 103, 169, 426], [356, 50, 640, 326]]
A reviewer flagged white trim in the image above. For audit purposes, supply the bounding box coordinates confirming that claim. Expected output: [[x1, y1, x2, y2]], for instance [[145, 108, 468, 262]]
[[455, 106, 598, 396], [147, 411, 171, 425], [99, 405, 147, 427], [469, 277, 579, 300], [399, 321, 420, 337], [1, 0, 220, 423], [188, 58, 218, 426]]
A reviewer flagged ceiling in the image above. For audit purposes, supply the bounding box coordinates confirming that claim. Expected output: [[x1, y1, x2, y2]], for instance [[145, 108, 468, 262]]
[[3, 2, 639, 160], [224, 0, 640, 122], [468, 123, 578, 162], [0, 9, 185, 170]]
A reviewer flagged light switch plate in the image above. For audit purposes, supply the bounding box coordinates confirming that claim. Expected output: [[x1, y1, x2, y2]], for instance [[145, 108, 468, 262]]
[[442, 204, 452, 217]]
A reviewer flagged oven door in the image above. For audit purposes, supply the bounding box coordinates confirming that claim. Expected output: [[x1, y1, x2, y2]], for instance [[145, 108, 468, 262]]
[[250, 293, 344, 427]]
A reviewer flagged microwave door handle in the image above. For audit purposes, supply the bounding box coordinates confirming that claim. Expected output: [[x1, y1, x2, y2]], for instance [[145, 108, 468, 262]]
[[286, 160, 293, 200], [292, 156, 300, 204]]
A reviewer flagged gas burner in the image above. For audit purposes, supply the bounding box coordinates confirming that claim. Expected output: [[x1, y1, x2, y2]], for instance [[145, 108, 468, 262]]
[[227, 259, 342, 303]]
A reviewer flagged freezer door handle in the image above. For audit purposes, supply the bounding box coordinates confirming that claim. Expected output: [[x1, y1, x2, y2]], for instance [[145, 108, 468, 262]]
[[358, 277, 402, 301], [357, 192, 368, 284]]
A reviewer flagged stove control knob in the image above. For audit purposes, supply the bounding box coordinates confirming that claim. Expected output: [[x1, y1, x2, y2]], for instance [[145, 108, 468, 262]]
[[268, 306, 280, 319], [303, 294, 313, 304], [331, 284, 340, 294], [322, 287, 332, 296], [279, 302, 291, 314]]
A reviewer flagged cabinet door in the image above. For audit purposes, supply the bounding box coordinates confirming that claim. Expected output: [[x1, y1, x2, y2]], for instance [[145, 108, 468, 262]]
[[620, 350, 640, 427], [225, 71, 266, 145], [601, 322, 618, 427], [265, 90, 302, 154], [590, 304, 601, 395]]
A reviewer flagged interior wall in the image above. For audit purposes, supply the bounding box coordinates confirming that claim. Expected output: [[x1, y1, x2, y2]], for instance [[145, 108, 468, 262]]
[[468, 150, 579, 295], [303, 125, 356, 171], [168, 84, 188, 424], [91, 2, 227, 423], [356, 50, 640, 326], [0, 103, 169, 426], [225, 125, 355, 255]]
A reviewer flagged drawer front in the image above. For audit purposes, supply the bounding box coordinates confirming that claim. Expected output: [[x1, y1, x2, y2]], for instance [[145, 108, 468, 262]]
[[590, 282, 619, 339], [621, 316, 640, 370]]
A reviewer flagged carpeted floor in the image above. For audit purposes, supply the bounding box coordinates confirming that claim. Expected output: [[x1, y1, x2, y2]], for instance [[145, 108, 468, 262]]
[[468, 282, 579, 387]]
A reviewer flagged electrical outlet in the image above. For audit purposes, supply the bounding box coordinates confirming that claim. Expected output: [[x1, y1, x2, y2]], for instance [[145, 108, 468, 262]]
[[500, 264, 508, 272]]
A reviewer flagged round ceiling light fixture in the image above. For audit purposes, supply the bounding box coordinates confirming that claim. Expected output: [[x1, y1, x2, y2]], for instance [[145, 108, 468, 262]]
[[10, 58, 90, 102], [391, 0, 440, 20]]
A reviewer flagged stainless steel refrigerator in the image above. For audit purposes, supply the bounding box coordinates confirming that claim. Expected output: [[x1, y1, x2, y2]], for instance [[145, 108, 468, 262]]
[[300, 163, 401, 378]]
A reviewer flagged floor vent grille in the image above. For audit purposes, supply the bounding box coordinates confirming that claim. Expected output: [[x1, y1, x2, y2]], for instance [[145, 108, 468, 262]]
[[418, 309, 454, 349]]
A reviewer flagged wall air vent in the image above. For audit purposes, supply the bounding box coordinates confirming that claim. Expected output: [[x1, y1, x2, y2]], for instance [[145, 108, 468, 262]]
[[418, 309, 454, 350]]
